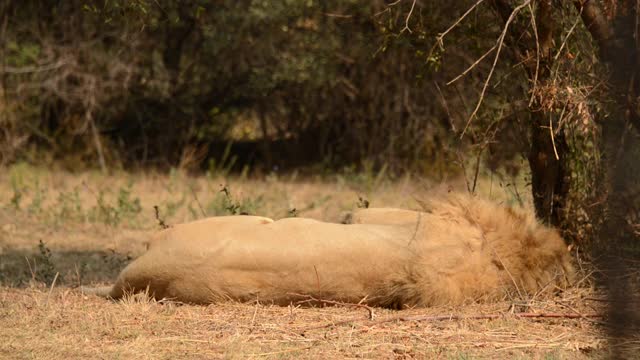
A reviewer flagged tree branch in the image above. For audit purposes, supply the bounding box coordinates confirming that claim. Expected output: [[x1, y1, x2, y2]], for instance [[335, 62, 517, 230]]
[[462, 0, 532, 137], [572, 0, 613, 57]]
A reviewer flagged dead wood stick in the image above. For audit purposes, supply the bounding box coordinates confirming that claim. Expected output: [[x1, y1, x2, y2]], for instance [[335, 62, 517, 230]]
[[289, 293, 375, 320], [301, 312, 603, 333]]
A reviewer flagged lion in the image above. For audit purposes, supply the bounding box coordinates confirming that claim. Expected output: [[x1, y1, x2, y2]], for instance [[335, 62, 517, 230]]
[[345, 207, 424, 226], [84, 193, 574, 308]]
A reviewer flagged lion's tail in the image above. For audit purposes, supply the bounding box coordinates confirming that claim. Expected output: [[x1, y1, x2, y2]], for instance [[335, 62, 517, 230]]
[[81, 285, 123, 299]]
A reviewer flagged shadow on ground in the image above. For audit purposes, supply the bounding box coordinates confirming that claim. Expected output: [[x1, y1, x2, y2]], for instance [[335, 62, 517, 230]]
[[0, 248, 131, 287]]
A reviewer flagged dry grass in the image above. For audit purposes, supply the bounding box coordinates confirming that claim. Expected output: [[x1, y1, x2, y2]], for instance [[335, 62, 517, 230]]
[[0, 164, 614, 359], [0, 286, 606, 359]]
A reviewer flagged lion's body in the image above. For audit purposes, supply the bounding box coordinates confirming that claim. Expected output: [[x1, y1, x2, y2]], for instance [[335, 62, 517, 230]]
[[347, 207, 423, 226], [93, 193, 574, 308]]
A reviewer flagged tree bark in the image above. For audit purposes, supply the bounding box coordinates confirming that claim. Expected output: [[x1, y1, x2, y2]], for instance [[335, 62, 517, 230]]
[[527, 0, 570, 226], [572, 0, 640, 354], [528, 114, 569, 225], [571, 0, 638, 246]]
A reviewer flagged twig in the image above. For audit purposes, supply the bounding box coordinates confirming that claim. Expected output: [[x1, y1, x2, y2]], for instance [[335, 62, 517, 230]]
[[554, 300, 605, 324], [290, 293, 375, 320], [437, 0, 486, 44], [46, 272, 60, 306], [301, 311, 603, 333], [400, 0, 417, 34], [1, 61, 68, 74], [434, 82, 457, 132], [323, 13, 353, 18], [153, 205, 169, 229], [428, 0, 487, 74], [549, 117, 560, 160], [151, 0, 168, 17], [402, 312, 602, 321], [188, 185, 206, 217], [408, 212, 422, 245], [527, 1, 540, 107], [471, 146, 484, 194], [547, 113, 560, 160], [461, 0, 532, 138], [250, 298, 260, 328], [313, 265, 320, 291], [553, 5, 583, 62], [506, 177, 524, 206], [447, 44, 497, 85], [25, 256, 36, 282], [455, 151, 472, 193]]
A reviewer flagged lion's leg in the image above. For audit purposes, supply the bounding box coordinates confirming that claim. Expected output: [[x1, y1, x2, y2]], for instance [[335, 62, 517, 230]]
[[81, 285, 115, 298], [81, 283, 127, 299], [82, 253, 163, 300]]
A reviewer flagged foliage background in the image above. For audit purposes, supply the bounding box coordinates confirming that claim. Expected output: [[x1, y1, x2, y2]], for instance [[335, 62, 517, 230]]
[[1, 1, 526, 174], [1, 0, 638, 249]]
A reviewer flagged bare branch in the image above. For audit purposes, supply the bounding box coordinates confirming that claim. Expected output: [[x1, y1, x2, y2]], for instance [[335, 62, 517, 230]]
[[400, 0, 417, 34], [1, 61, 68, 74], [528, 2, 540, 106], [301, 311, 603, 333], [447, 44, 497, 85], [429, 0, 486, 67], [437, 0, 486, 44], [462, 0, 532, 138], [553, 6, 583, 61], [323, 13, 353, 18], [548, 115, 560, 160], [289, 293, 375, 320]]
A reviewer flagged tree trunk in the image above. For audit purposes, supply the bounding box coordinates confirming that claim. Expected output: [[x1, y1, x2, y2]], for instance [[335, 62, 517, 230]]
[[528, 112, 569, 225], [491, 0, 570, 228], [528, 0, 570, 227], [572, 0, 640, 354]]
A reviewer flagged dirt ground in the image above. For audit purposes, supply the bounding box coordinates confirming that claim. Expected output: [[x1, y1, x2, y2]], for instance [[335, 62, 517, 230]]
[[0, 164, 616, 359]]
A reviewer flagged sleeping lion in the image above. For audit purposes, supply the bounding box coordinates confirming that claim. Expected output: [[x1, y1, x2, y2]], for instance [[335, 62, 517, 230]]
[[84, 193, 574, 308]]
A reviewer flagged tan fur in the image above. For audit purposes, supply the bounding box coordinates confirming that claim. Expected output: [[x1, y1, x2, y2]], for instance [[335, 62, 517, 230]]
[[347, 207, 423, 226], [90, 193, 573, 308]]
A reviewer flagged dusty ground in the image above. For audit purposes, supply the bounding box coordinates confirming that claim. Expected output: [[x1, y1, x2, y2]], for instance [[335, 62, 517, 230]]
[[0, 164, 615, 359]]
